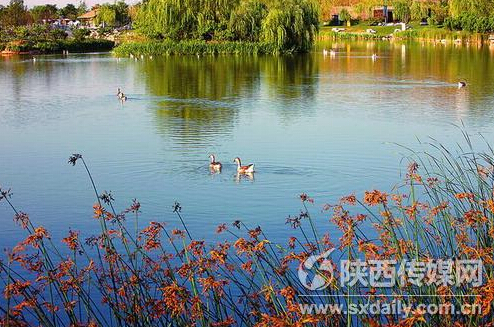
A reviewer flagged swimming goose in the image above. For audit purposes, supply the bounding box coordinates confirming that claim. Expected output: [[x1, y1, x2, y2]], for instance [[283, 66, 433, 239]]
[[209, 154, 222, 171], [458, 81, 467, 88], [234, 157, 254, 174]]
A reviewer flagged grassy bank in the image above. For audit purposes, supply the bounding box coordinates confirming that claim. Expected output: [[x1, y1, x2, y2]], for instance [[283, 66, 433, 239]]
[[113, 40, 280, 56], [319, 23, 493, 44], [1, 134, 494, 326]]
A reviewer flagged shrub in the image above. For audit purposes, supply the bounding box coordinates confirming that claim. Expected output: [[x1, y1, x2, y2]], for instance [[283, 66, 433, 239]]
[[62, 39, 115, 52], [72, 28, 90, 41]]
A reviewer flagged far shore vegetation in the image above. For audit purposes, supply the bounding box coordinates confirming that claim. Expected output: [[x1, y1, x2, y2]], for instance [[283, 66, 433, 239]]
[[1, 0, 494, 55]]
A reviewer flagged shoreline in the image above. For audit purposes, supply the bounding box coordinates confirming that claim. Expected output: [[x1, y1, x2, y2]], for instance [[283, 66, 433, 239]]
[[318, 26, 494, 46], [0, 39, 115, 56], [113, 40, 280, 57]]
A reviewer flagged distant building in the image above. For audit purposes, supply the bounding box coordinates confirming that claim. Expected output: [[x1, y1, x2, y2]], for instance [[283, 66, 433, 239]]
[[329, 6, 360, 24], [373, 6, 394, 23], [77, 9, 99, 28]]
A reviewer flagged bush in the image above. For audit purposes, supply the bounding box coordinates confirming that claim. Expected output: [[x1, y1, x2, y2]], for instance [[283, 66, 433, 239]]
[[445, 12, 494, 33], [62, 39, 115, 52], [72, 28, 90, 41]]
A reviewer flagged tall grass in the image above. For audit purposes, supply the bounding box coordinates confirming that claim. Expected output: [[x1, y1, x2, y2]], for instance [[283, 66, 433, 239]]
[[113, 40, 279, 56], [395, 28, 486, 43], [1, 133, 494, 326]]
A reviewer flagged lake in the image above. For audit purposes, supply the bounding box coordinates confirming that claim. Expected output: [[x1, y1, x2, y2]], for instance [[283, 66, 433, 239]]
[[1, 40, 494, 248]]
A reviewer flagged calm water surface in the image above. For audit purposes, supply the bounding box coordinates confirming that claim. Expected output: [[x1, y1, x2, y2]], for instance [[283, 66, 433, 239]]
[[1, 40, 494, 247]]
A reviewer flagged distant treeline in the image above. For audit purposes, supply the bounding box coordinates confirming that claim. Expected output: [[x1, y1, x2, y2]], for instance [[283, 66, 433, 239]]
[[0, 0, 130, 28], [320, 0, 494, 32], [0, 24, 114, 53]]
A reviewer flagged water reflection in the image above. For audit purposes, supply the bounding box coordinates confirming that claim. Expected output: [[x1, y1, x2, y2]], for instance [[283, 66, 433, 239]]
[[1, 40, 494, 254], [235, 172, 255, 183]]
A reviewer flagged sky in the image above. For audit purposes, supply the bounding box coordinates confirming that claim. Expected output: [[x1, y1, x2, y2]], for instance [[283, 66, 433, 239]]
[[0, 0, 137, 8]]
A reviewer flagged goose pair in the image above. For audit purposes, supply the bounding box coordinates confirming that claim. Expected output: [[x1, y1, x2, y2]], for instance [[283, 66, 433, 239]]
[[322, 49, 336, 57], [209, 155, 255, 173]]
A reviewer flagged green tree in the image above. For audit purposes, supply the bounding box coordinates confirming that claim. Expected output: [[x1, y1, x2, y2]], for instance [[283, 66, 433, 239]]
[[59, 4, 78, 19], [229, 0, 267, 41], [114, 1, 129, 25], [261, 0, 319, 52], [1, 0, 29, 27], [393, 0, 411, 23], [338, 8, 351, 26], [96, 4, 116, 27], [410, 1, 427, 21], [30, 4, 58, 22], [449, 0, 494, 18], [77, 1, 88, 16], [133, 0, 319, 51], [134, 0, 202, 39]]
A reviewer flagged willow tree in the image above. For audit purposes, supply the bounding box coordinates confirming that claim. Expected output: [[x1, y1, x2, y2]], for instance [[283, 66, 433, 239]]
[[261, 0, 319, 52], [410, 1, 428, 21], [134, 0, 320, 51], [449, 0, 494, 18], [135, 0, 239, 40], [96, 5, 116, 26], [393, 0, 411, 23], [229, 0, 267, 41], [196, 0, 238, 39], [354, 0, 381, 19], [134, 0, 199, 39]]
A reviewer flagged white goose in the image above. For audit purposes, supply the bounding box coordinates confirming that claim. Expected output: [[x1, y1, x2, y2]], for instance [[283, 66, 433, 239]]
[[233, 157, 255, 174], [209, 154, 222, 171]]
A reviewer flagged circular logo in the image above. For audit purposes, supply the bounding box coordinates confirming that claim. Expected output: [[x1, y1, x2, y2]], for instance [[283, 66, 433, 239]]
[[298, 249, 335, 291]]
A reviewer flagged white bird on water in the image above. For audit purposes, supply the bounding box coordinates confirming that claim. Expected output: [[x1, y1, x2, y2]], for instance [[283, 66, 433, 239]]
[[458, 81, 467, 88], [322, 49, 328, 56], [371, 53, 378, 61]]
